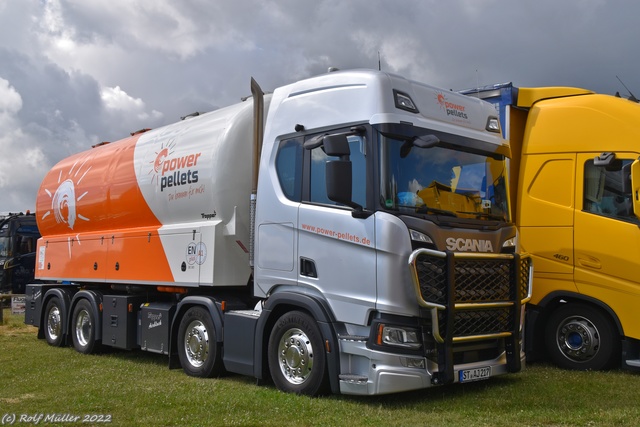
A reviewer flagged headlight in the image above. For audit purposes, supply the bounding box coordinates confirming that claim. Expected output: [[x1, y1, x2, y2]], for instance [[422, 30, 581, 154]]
[[502, 237, 516, 248], [377, 324, 421, 349], [410, 229, 433, 244]]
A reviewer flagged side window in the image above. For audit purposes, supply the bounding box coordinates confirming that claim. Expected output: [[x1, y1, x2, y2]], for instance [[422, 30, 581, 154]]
[[584, 159, 636, 222], [309, 135, 367, 207], [275, 138, 303, 201]]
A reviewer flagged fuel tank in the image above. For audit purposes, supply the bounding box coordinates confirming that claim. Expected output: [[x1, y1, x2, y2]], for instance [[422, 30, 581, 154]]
[[35, 97, 263, 287]]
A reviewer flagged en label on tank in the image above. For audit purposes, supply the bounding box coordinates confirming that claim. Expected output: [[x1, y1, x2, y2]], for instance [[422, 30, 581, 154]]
[[186, 242, 207, 266]]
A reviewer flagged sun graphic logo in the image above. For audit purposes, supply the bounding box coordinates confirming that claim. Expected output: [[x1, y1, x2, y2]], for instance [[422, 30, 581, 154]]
[[436, 92, 447, 110], [41, 156, 92, 231], [154, 148, 169, 173], [52, 179, 77, 229], [148, 138, 176, 186]]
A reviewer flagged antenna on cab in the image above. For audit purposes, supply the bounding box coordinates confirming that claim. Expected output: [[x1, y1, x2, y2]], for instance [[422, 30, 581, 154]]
[[616, 75, 638, 102]]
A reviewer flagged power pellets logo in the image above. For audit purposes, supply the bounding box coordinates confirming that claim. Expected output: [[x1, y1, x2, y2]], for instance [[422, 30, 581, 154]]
[[436, 92, 468, 120], [147, 138, 201, 191]]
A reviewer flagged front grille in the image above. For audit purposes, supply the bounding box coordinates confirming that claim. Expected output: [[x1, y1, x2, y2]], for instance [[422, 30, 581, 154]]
[[446, 306, 513, 337], [410, 249, 530, 341], [519, 256, 532, 299], [415, 254, 515, 305]]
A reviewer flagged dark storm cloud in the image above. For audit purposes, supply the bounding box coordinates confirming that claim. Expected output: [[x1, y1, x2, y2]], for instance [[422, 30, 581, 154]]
[[0, 49, 103, 140], [0, 50, 102, 211], [1, 0, 640, 212]]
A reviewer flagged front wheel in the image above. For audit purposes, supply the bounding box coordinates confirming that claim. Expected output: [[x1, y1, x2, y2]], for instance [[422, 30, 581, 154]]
[[177, 306, 223, 378], [545, 303, 620, 370], [268, 311, 329, 396], [44, 297, 64, 347], [71, 299, 101, 354]]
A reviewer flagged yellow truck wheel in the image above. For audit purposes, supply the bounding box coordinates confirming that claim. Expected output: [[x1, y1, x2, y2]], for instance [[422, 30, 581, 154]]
[[545, 303, 619, 370]]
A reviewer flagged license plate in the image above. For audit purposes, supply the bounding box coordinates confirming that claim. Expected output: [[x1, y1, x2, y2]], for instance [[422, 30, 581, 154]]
[[459, 366, 491, 383]]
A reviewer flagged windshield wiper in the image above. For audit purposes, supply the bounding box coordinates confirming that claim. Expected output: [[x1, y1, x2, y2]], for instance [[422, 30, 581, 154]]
[[415, 206, 457, 217]]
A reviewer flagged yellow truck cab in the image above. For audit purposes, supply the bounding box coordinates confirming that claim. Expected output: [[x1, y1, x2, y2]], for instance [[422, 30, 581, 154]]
[[463, 83, 640, 371]]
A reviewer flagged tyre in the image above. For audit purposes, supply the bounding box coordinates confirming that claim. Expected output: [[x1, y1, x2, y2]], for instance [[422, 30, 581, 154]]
[[71, 299, 101, 354], [44, 297, 64, 347], [268, 311, 329, 396], [177, 306, 223, 378], [545, 303, 620, 370]]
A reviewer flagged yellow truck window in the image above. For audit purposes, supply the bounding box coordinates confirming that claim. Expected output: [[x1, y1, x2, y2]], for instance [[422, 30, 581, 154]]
[[583, 159, 636, 222]]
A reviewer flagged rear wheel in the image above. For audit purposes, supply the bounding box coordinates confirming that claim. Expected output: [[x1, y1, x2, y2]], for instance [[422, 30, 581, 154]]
[[71, 299, 101, 354], [268, 311, 329, 396], [44, 297, 64, 347], [545, 303, 619, 370], [177, 306, 223, 378]]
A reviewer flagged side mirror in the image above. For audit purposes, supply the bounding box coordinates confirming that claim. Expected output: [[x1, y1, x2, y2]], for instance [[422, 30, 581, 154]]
[[630, 159, 640, 220], [306, 131, 369, 217], [622, 162, 632, 194], [594, 152, 615, 167], [400, 134, 440, 158], [326, 161, 354, 206], [594, 152, 622, 171], [323, 134, 350, 158], [414, 134, 440, 149], [325, 138, 367, 215]]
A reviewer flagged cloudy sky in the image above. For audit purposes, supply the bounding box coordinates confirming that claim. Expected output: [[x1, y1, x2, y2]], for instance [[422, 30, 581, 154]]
[[0, 0, 637, 213]]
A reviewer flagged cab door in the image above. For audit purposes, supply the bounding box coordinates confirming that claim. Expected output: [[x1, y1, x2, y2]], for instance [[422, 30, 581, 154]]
[[574, 152, 640, 339], [517, 153, 576, 302], [297, 132, 376, 326]]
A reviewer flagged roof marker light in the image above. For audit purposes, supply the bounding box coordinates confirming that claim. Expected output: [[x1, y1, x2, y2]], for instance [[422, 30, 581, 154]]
[[394, 90, 419, 113], [486, 117, 501, 133]]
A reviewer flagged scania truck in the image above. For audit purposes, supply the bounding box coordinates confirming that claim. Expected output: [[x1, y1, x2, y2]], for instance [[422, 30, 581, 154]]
[[24, 69, 531, 396], [0, 212, 40, 295], [463, 83, 640, 372]]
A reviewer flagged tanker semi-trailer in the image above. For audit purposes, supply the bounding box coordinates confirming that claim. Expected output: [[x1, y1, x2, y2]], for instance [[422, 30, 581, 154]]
[[25, 69, 532, 396]]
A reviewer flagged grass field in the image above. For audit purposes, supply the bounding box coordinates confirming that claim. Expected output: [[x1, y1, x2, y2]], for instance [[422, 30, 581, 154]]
[[2, 308, 640, 427]]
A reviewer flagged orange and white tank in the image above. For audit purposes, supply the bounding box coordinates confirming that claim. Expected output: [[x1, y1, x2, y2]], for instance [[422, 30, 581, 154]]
[[35, 97, 262, 287]]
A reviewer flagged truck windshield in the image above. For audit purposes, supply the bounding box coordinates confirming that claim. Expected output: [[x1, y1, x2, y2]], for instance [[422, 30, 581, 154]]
[[0, 237, 9, 257], [379, 134, 510, 222]]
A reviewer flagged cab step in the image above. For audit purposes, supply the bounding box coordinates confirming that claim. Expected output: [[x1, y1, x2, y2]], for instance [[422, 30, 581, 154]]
[[625, 359, 640, 368], [338, 335, 368, 341], [339, 374, 368, 383]]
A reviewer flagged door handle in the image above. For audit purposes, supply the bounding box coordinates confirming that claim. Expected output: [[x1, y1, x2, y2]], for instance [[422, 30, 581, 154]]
[[300, 258, 317, 278], [577, 255, 601, 269]]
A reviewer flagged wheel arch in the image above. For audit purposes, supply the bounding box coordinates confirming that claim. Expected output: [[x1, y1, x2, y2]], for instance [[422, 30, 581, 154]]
[[254, 289, 341, 394], [527, 290, 624, 362], [534, 291, 624, 337]]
